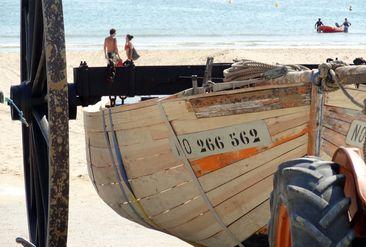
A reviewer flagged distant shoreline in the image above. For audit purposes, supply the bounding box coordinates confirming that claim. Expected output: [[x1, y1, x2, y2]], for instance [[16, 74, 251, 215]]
[[2, 32, 366, 52], [1, 44, 366, 53]]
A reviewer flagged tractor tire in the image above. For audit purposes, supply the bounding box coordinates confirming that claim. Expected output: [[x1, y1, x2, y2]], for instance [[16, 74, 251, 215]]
[[268, 157, 355, 247]]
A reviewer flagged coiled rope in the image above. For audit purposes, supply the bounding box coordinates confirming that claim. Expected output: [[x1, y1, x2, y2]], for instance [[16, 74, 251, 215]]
[[223, 59, 309, 82]]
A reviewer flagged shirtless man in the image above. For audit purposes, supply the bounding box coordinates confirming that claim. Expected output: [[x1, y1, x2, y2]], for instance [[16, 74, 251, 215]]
[[104, 28, 120, 60]]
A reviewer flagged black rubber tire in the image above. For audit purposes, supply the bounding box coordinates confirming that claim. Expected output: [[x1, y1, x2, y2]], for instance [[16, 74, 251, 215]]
[[268, 157, 354, 247]]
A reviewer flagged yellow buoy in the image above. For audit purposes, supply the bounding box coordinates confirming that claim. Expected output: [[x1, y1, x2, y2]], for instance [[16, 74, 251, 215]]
[[275, 1, 280, 8]]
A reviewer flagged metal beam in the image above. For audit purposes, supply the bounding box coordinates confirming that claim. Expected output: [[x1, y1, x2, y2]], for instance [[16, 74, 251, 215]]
[[72, 63, 319, 108]]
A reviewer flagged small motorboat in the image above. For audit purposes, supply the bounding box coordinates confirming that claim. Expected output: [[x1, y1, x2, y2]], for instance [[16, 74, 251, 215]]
[[318, 25, 344, 33]]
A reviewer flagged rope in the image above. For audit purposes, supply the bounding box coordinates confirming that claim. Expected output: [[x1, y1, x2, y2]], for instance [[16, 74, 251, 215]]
[[157, 102, 245, 247], [223, 59, 308, 82], [329, 69, 365, 110], [2, 97, 29, 127]]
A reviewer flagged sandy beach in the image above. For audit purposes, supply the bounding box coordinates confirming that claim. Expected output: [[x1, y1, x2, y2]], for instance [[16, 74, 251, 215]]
[[1, 47, 365, 246]]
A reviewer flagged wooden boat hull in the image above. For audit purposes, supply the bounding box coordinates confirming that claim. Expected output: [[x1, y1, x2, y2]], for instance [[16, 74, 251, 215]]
[[84, 72, 313, 246]]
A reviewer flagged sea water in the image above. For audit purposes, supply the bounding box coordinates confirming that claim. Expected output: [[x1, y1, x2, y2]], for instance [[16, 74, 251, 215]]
[[1, 0, 366, 51]]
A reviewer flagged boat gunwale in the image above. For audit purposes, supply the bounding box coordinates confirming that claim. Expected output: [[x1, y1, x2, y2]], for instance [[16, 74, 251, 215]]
[[83, 81, 311, 117]]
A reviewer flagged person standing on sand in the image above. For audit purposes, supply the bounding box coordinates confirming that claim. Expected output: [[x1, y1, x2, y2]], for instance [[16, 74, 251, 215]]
[[125, 34, 134, 62], [314, 18, 324, 31], [104, 28, 120, 61], [123, 34, 139, 66], [342, 18, 351, 33]]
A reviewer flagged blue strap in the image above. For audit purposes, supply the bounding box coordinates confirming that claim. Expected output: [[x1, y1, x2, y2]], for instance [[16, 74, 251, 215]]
[[102, 109, 151, 227]]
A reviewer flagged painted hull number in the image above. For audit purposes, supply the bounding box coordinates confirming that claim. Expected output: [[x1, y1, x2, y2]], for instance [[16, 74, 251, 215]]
[[346, 120, 366, 148], [174, 120, 272, 159]]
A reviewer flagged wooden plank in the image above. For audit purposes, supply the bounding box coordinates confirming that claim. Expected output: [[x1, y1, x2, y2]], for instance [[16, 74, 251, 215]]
[[97, 182, 130, 205], [320, 150, 332, 161], [89, 146, 113, 168], [138, 181, 200, 217], [324, 105, 366, 124], [323, 115, 350, 136], [167, 176, 272, 241], [84, 105, 163, 132], [322, 126, 346, 148], [194, 96, 309, 119], [206, 144, 306, 207], [199, 135, 308, 192], [190, 124, 308, 177], [89, 139, 181, 179], [265, 109, 309, 135], [87, 131, 113, 148], [151, 196, 205, 230], [87, 123, 169, 148], [130, 164, 190, 199], [321, 137, 340, 158], [326, 88, 366, 110], [151, 140, 307, 229], [107, 106, 164, 131], [149, 124, 170, 140], [190, 85, 310, 118], [198, 200, 270, 246], [171, 106, 309, 135], [89, 165, 115, 185], [83, 110, 105, 132], [162, 100, 196, 121], [108, 97, 160, 113], [122, 142, 180, 179], [185, 81, 311, 102], [84, 99, 196, 132], [271, 123, 308, 143], [90, 156, 190, 199]]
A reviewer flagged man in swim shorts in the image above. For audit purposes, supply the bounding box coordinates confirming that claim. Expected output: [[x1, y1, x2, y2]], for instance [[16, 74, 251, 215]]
[[104, 28, 120, 61]]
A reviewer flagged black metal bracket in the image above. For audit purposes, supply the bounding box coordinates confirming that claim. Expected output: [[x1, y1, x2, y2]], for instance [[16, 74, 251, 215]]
[[71, 62, 232, 107]]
